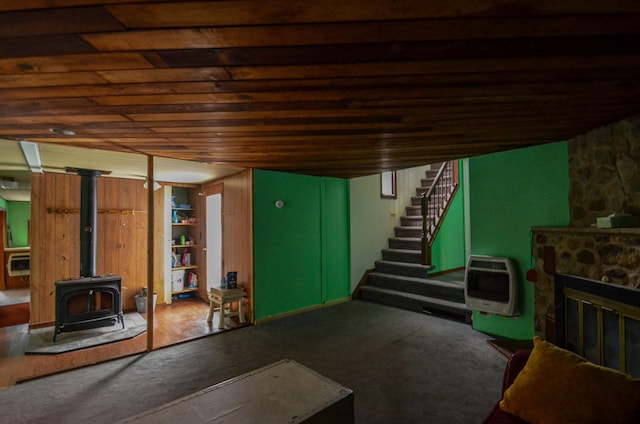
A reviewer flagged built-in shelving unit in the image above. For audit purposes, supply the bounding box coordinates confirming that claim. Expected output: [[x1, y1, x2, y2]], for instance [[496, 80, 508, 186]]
[[170, 187, 199, 296]]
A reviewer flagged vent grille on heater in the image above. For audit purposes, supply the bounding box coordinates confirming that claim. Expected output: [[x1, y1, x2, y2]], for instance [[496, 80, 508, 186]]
[[464, 255, 518, 316], [468, 259, 508, 271]]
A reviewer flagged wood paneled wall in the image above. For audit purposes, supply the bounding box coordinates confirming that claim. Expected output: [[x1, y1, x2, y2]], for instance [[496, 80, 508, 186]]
[[152, 182, 165, 304], [30, 169, 250, 327], [202, 169, 254, 321], [30, 172, 161, 326]]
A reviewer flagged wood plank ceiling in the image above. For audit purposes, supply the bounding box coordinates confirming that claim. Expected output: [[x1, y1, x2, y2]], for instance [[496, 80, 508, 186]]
[[0, 1, 639, 178]]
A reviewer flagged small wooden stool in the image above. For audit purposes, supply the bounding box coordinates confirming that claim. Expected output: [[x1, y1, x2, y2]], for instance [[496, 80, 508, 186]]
[[207, 287, 247, 329]]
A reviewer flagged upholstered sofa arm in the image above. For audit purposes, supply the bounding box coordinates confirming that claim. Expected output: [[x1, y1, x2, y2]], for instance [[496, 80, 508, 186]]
[[501, 349, 531, 393], [481, 349, 532, 424]]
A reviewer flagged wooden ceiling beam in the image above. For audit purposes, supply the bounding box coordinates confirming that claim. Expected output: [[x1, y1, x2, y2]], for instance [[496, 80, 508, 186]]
[[228, 54, 640, 80], [0, 107, 626, 138], [0, 6, 123, 37], [104, 1, 640, 28], [82, 80, 638, 107], [0, 53, 154, 74], [152, 37, 640, 68], [0, 65, 635, 91], [83, 16, 640, 51], [2, 66, 638, 95], [1, 91, 636, 121], [0, 1, 158, 13]]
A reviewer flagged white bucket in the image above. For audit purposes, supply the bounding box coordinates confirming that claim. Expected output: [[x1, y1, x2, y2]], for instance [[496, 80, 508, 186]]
[[135, 293, 157, 313]]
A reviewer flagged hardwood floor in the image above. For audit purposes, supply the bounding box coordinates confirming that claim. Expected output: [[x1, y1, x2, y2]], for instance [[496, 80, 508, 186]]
[[0, 288, 29, 307], [0, 296, 248, 388]]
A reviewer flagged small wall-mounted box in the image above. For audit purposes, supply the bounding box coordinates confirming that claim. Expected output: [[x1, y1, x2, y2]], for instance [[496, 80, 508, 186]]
[[596, 214, 640, 228]]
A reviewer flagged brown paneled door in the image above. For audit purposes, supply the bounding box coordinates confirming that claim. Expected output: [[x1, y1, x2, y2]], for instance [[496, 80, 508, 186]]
[[0, 209, 5, 289]]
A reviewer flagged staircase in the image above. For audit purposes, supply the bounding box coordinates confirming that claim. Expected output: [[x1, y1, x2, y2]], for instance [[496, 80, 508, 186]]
[[359, 162, 471, 322]]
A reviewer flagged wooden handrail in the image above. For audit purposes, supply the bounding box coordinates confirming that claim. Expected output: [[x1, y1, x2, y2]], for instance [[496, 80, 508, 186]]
[[421, 161, 459, 265], [421, 193, 431, 265], [423, 162, 448, 201]]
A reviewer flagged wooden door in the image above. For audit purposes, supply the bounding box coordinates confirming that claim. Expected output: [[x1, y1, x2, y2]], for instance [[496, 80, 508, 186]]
[[0, 209, 5, 289]]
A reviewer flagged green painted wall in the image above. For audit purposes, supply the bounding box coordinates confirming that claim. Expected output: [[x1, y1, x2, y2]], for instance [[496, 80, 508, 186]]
[[430, 162, 466, 272], [7, 201, 30, 247], [321, 178, 351, 302], [253, 170, 350, 320], [468, 141, 570, 339]]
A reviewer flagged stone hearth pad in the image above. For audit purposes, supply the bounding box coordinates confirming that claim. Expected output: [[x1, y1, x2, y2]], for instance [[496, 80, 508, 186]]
[[25, 312, 146, 354]]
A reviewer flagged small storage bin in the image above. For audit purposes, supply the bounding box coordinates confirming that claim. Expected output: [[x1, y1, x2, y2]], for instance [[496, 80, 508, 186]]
[[135, 293, 157, 314], [172, 269, 185, 292]]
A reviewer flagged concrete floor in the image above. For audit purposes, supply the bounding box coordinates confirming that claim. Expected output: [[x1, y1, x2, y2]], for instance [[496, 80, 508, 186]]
[[0, 300, 506, 423]]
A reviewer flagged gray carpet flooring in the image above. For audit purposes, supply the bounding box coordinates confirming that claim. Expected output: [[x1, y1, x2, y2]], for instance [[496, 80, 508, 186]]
[[0, 300, 507, 424]]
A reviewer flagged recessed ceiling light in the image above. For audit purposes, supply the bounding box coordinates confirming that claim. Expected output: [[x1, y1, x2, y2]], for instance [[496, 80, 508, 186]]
[[50, 127, 76, 136]]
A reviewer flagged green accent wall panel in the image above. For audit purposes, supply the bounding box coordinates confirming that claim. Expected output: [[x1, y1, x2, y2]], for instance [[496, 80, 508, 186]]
[[253, 170, 350, 321], [468, 141, 569, 339], [321, 178, 350, 303], [7, 201, 30, 247]]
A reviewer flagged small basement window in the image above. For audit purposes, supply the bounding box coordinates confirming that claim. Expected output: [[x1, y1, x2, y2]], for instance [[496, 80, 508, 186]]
[[380, 171, 396, 199]]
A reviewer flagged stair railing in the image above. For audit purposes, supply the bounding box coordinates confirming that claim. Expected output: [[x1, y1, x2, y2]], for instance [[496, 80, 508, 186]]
[[421, 161, 459, 265]]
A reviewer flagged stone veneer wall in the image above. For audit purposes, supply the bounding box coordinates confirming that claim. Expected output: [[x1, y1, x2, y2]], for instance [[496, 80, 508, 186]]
[[533, 115, 640, 339], [569, 115, 640, 226], [532, 227, 640, 338]]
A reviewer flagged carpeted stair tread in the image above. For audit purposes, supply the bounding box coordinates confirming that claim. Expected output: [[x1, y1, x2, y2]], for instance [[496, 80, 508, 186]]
[[388, 237, 421, 242], [374, 260, 434, 277], [382, 248, 421, 255], [361, 285, 466, 306], [368, 272, 465, 303], [391, 226, 423, 237], [359, 285, 470, 321], [388, 237, 422, 249], [405, 206, 422, 216], [393, 228, 422, 239], [401, 216, 422, 224], [369, 271, 463, 290], [381, 248, 423, 263]]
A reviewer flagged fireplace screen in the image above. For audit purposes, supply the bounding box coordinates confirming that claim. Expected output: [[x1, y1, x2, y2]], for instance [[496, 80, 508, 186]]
[[555, 273, 640, 377]]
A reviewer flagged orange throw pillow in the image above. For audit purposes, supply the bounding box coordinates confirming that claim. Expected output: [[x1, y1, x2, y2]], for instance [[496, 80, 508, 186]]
[[499, 337, 640, 424]]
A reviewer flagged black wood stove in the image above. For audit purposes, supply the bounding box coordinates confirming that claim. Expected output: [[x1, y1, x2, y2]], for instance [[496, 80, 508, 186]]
[[53, 168, 124, 342]]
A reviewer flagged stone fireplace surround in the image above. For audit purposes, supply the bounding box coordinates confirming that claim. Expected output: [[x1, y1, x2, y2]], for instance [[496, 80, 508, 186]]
[[532, 115, 640, 339], [532, 226, 640, 339]]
